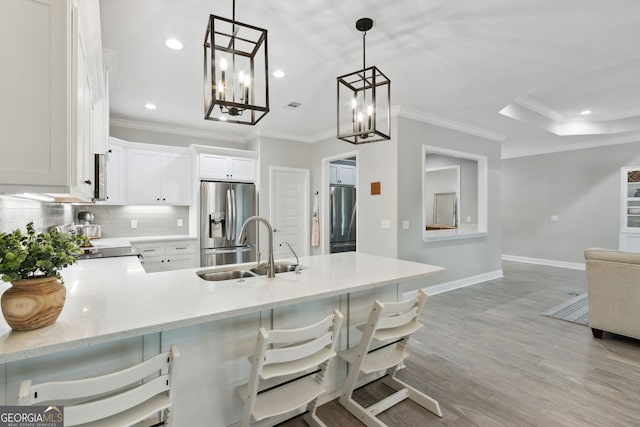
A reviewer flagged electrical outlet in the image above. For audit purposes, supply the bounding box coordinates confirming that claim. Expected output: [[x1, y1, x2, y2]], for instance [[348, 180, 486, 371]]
[[402, 220, 410, 230], [131, 219, 138, 229], [466, 216, 472, 223], [551, 215, 559, 222], [381, 220, 391, 229], [177, 218, 183, 227]]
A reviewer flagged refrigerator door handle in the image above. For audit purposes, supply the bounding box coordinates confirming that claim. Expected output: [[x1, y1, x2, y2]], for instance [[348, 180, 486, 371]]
[[230, 188, 237, 241], [225, 189, 233, 241], [330, 190, 335, 239]]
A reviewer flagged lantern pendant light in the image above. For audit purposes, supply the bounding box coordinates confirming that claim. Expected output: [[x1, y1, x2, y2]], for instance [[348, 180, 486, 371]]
[[204, 0, 269, 125], [337, 18, 391, 144]]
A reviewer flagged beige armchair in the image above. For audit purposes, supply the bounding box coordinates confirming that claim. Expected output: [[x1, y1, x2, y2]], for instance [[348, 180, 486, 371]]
[[584, 248, 640, 340]]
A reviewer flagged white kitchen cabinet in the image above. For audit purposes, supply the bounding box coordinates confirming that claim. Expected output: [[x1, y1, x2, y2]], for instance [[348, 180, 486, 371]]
[[200, 154, 256, 182], [127, 146, 192, 205], [329, 164, 356, 186], [102, 139, 126, 204], [0, 0, 105, 200], [134, 240, 196, 273]]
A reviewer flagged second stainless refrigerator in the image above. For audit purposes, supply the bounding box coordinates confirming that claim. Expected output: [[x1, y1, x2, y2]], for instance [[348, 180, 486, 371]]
[[330, 185, 357, 253], [200, 181, 257, 267]]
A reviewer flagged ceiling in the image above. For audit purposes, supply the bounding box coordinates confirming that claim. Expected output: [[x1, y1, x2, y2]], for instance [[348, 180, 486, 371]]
[[100, 0, 640, 158]]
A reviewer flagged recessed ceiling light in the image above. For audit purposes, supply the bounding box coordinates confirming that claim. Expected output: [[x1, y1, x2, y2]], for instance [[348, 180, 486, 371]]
[[273, 70, 286, 78], [165, 39, 183, 50], [145, 103, 157, 110], [580, 109, 592, 115]]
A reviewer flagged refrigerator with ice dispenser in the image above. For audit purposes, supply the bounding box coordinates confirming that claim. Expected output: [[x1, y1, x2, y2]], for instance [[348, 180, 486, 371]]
[[200, 181, 257, 267]]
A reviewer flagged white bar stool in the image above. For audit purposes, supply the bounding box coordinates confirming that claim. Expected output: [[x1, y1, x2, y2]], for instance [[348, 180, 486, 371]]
[[18, 344, 180, 426], [237, 309, 344, 427], [338, 291, 442, 426]]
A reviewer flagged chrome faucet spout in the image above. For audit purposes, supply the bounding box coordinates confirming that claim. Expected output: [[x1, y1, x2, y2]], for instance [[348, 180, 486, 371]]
[[280, 242, 300, 274], [239, 216, 276, 278], [280, 242, 299, 265]]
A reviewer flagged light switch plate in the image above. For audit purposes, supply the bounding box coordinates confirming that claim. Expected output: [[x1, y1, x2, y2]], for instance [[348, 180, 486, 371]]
[[551, 215, 559, 222], [177, 218, 183, 227], [131, 219, 138, 229]]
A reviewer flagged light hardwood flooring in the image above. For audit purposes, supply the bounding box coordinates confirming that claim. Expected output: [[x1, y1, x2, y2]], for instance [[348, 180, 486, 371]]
[[279, 261, 640, 426]]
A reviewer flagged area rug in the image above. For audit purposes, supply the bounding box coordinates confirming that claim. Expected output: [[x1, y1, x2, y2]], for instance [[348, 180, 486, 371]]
[[542, 293, 589, 326]]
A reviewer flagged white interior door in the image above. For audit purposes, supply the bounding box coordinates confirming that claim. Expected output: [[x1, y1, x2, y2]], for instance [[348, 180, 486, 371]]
[[270, 167, 310, 260]]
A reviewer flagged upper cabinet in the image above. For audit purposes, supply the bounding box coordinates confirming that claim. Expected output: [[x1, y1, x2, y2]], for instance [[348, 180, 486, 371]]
[[102, 138, 126, 204], [127, 145, 192, 206], [196, 146, 257, 182], [0, 0, 107, 200], [330, 164, 356, 186]]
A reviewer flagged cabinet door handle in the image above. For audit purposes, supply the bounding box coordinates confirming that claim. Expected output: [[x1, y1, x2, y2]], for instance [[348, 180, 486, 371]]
[[84, 180, 92, 185], [175, 246, 187, 250]]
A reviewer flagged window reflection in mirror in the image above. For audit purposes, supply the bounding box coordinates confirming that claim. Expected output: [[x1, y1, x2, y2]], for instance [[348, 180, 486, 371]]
[[423, 146, 487, 240]]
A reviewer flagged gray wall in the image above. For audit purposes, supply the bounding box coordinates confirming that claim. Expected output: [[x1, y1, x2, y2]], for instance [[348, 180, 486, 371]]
[[310, 120, 399, 258], [396, 117, 503, 284], [502, 141, 640, 263], [250, 136, 313, 256]]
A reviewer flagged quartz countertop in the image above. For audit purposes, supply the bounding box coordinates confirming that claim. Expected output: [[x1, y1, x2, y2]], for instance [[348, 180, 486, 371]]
[[0, 252, 443, 363], [90, 235, 196, 249]]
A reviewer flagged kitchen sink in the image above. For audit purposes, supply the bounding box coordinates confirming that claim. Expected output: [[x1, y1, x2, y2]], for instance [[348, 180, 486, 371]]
[[197, 269, 256, 281], [250, 262, 306, 276], [197, 263, 307, 281]]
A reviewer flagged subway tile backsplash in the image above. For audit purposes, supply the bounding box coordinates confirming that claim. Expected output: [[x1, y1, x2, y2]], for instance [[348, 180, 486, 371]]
[[0, 197, 74, 233], [73, 205, 189, 237], [0, 197, 189, 238]]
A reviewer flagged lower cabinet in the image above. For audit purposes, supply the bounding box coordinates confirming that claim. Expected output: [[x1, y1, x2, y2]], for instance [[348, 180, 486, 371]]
[[133, 239, 196, 273]]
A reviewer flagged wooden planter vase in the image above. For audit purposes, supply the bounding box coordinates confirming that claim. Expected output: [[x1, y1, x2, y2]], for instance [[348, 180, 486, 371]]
[[1, 276, 66, 331]]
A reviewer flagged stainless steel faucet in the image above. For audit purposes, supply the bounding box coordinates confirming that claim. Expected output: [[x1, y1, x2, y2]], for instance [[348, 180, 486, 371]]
[[280, 241, 300, 274], [238, 216, 276, 278]]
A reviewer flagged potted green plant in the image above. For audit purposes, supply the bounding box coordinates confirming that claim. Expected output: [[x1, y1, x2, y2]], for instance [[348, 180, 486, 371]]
[[0, 222, 82, 331]]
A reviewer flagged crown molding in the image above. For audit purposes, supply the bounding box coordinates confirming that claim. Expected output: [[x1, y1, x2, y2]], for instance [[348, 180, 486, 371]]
[[502, 132, 640, 159], [514, 96, 564, 122], [393, 106, 507, 142], [110, 106, 509, 146], [255, 128, 316, 144], [109, 117, 246, 144]]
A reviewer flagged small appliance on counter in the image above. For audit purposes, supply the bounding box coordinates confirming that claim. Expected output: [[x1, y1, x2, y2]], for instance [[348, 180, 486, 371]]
[[76, 211, 101, 239]]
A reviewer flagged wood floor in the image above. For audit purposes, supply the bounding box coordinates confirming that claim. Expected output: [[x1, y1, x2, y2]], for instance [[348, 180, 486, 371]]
[[279, 261, 640, 426]]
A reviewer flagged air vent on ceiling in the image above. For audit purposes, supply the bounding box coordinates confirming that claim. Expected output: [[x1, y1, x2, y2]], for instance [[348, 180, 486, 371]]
[[283, 101, 302, 110]]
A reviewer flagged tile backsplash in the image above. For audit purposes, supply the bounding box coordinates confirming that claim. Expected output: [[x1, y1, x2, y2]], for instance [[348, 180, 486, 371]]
[[73, 205, 190, 237], [0, 197, 190, 237], [0, 197, 74, 233]]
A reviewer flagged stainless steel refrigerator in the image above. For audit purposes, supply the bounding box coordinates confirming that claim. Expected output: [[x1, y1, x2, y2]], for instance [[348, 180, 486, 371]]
[[330, 185, 357, 253], [200, 181, 257, 267]]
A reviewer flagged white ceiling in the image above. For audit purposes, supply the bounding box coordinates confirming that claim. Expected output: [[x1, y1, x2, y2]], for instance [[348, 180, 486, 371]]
[[100, 0, 640, 158]]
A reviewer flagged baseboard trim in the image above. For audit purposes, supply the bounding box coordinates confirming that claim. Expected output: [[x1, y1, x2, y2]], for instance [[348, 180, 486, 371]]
[[502, 254, 585, 271], [408, 269, 504, 297]]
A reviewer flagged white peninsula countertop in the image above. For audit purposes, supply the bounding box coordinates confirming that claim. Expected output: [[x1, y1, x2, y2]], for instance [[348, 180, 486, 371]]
[[0, 252, 444, 363]]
